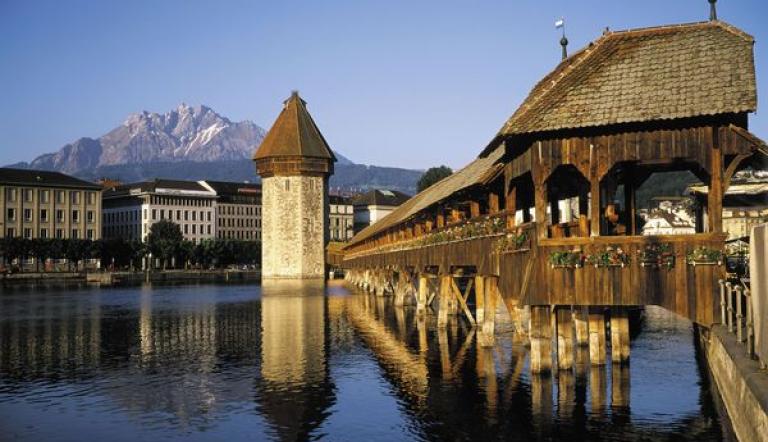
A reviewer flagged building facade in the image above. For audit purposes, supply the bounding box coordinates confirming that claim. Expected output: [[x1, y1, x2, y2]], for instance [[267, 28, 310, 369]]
[[201, 181, 262, 241], [103, 179, 217, 243], [352, 189, 410, 233], [329, 195, 354, 242], [253, 91, 336, 279], [0, 168, 102, 241]]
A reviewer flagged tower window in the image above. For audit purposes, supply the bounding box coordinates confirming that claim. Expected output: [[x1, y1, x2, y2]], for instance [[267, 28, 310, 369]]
[[285, 179, 290, 191]]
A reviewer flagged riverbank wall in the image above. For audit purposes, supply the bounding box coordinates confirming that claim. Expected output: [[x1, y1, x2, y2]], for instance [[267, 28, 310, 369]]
[[701, 325, 768, 442], [0, 270, 260, 285]]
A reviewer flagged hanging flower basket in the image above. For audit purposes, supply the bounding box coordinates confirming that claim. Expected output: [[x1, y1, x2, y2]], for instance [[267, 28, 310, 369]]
[[549, 250, 583, 269], [585, 245, 630, 268], [495, 231, 530, 253], [686, 247, 723, 266], [638, 243, 675, 269]]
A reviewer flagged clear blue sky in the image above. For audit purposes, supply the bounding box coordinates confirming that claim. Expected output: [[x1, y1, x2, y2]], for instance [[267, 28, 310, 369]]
[[1, 0, 766, 170]]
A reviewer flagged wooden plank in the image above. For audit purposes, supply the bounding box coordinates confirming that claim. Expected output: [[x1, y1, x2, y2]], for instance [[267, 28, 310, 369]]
[[451, 277, 477, 326]]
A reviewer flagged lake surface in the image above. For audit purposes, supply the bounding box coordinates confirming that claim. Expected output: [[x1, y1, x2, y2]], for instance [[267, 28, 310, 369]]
[[0, 281, 729, 441]]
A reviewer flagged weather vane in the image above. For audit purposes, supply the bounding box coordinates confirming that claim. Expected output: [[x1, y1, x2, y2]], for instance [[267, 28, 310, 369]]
[[556, 17, 568, 60]]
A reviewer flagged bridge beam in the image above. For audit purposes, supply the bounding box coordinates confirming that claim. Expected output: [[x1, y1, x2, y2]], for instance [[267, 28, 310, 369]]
[[437, 275, 452, 328], [417, 274, 428, 317]]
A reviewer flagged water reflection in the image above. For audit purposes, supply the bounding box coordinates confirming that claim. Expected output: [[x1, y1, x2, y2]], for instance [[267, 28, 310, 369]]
[[0, 282, 728, 441]]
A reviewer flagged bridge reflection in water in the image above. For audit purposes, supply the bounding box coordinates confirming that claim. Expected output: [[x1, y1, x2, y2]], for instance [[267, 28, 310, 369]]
[[0, 283, 727, 441]]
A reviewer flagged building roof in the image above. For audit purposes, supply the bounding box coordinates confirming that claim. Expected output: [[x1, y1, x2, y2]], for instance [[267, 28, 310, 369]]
[[202, 180, 261, 196], [0, 168, 101, 189], [104, 178, 215, 197], [253, 92, 336, 161], [499, 21, 756, 136], [330, 194, 353, 205], [347, 145, 505, 246], [352, 189, 412, 208]]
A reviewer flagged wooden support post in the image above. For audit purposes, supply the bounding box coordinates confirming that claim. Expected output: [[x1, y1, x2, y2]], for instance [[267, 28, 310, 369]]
[[530, 306, 553, 374], [417, 274, 428, 317], [573, 306, 589, 346], [394, 278, 405, 307], [590, 171, 600, 237], [436, 212, 445, 229], [588, 309, 607, 365], [610, 308, 630, 365], [479, 277, 498, 347], [708, 126, 724, 233], [534, 184, 548, 239], [469, 201, 480, 219], [555, 307, 574, 370], [450, 278, 476, 326], [438, 275, 451, 328], [474, 276, 485, 325], [488, 192, 500, 214], [507, 186, 517, 229]]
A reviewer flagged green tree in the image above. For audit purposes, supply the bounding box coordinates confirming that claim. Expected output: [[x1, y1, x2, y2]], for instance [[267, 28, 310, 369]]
[[146, 220, 183, 269], [30, 238, 52, 272], [417, 166, 453, 192], [64, 239, 91, 272]]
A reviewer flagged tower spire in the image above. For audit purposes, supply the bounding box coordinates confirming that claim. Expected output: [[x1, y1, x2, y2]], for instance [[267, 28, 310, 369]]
[[556, 18, 568, 60], [709, 0, 717, 21]]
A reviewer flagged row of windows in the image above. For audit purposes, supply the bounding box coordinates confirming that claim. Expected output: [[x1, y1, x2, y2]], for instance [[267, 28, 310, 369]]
[[6, 208, 95, 223], [146, 208, 212, 222], [330, 205, 353, 214], [149, 196, 212, 207], [104, 210, 139, 224], [218, 218, 261, 228], [103, 224, 139, 239], [5, 188, 97, 205], [331, 216, 353, 227], [218, 205, 261, 216], [6, 227, 95, 239], [216, 230, 261, 240]]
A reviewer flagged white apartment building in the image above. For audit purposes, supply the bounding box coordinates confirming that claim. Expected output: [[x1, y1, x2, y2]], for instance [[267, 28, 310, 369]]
[[103, 179, 217, 243]]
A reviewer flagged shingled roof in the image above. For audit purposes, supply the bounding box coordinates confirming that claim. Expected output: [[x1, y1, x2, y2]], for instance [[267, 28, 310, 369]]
[[352, 189, 412, 208], [0, 168, 101, 189], [347, 146, 505, 246], [253, 91, 336, 161], [500, 21, 756, 136]]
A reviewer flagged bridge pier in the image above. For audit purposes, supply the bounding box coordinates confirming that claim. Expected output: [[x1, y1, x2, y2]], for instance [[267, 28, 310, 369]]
[[610, 308, 630, 364], [477, 276, 498, 348], [416, 274, 429, 317], [555, 307, 574, 371], [437, 275, 452, 328], [574, 307, 589, 346], [588, 308, 607, 365], [530, 306, 553, 374]]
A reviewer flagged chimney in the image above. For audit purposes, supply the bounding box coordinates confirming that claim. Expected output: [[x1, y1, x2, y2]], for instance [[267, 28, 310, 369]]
[[709, 0, 717, 21]]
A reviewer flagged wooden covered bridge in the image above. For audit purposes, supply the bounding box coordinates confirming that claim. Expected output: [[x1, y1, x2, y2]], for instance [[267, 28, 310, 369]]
[[341, 19, 767, 373]]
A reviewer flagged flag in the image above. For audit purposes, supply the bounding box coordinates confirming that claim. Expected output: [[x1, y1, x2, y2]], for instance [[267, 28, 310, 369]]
[[555, 19, 564, 29]]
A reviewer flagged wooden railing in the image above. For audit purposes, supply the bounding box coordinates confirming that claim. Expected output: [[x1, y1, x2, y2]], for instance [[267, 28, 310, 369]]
[[719, 279, 758, 363]]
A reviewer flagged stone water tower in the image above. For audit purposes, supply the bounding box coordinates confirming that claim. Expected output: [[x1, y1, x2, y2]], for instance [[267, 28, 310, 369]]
[[253, 92, 336, 280]]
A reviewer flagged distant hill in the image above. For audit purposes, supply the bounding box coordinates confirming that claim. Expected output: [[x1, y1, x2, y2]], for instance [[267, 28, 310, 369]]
[[8, 103, 421, 194]]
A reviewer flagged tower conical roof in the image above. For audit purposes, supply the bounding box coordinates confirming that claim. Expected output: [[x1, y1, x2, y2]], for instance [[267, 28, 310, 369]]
[[253, 91, 336, 161]]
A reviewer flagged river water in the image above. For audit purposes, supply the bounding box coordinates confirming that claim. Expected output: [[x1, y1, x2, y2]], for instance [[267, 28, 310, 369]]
[[0, 281, 729, 441]]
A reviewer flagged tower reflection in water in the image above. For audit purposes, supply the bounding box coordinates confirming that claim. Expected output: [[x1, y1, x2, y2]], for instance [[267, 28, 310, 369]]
[[0, 283, 726, 441]]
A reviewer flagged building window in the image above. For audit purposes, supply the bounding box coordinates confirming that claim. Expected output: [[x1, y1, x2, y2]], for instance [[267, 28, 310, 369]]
[[6, 228, 15, 237], [40, 228, 48, 238], [143, 209, 147, 220], [56, 210, 64, 223], [207, 225, 211, 235], [160, 209, 165, 220], [87, 192, 96, 205], [86, 229, 94, 240], [192, 224, 196, 234], [39, 189, 50, 203], [285, 180, 290, 191], [184, 224, 188, 234], [6, 208, 16, 221], [24, 189, 33, 202], [6, 187, 17, 202], [87, 210, 94, 223], [152, 209, 157, 220], [55, 228, 63, 239], [72, 210, 79, 223], [71, 191, 80, 204], [23, 228, 31, 239], [192, 211, 196, 221], [40, 209, 48, 222], [71, 229, 79, 239], [184, 210, 189, 221], [207, 211, 211, 222], [23, 208, 32, 222], [176, 210, 181, 220]]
